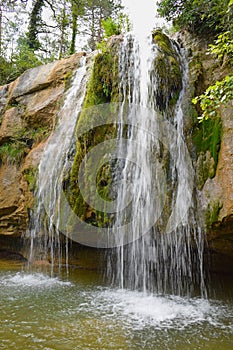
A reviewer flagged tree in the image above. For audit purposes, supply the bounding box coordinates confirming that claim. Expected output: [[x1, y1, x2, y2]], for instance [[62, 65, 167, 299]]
[[57, 0, 70, 59], [0, 0, 31, 84], [84, 0, 122, 51], [27, 0, 44, 50], [70, 0, 85, 55], [0, 0, 27, 55], [157, 0, 232, 35]]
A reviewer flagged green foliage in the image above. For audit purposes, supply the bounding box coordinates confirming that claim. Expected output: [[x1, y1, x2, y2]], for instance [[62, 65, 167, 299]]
[[22, 126, 50, 144], [157, 0, 232, 35], [0, 57, 13, 85], [192, 29, 233, 122], [97, 14, 130, 54], [0, 123, 49, 165], [193, 116, 222, 164], [102, 18, 121, 38], [0, 37, 42, 85], [0, 0, 123, 86], [192, 75, 233, 121], [12, 37, 42, 75], [101, 13, 130, 38], [0, 141, 26, 164], [208, 31, 233, 65]]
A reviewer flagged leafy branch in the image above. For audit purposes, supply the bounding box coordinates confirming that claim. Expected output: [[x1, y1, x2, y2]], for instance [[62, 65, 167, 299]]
[[208, 31, 233, 65], [192, 31, 233, 121], [192, 75, 233, 121]]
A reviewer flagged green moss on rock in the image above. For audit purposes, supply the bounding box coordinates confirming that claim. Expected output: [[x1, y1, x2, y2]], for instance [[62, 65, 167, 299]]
[[68, 123, 118, 227], [23, 166, 38, 193], [65, 38, 121, 227], [84, 48, 119, 108], [205, 201, 222, 228], [153, 30, 182, 111], [193, 116, 222, 189], [0, 141, 26, 165]]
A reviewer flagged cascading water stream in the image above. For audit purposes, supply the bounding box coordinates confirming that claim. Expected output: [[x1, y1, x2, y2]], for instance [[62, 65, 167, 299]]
[[108, 8, 207, 297], [27, 57, 89, 270]]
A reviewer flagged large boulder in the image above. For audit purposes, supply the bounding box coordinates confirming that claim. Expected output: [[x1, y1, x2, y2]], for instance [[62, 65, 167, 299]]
[[0, 52, 85, 237]]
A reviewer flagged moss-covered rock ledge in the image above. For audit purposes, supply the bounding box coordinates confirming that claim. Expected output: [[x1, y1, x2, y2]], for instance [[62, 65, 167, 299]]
[[66, 36, 121, 227]]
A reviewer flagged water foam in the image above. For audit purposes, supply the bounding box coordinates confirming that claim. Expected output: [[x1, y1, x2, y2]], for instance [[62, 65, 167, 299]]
[[94, 289, 232, 331], [0, 272, 72, 288]]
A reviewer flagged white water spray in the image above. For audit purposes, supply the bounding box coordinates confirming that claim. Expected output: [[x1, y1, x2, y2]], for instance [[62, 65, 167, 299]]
[[108, 2, 206, 296]]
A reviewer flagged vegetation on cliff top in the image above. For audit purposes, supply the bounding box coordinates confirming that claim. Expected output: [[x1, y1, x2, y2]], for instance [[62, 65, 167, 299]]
[[158, 0, 233, 36], [0, 0, 123, 85], [158, 0, 233, 122], [192, 32, 233, 121]]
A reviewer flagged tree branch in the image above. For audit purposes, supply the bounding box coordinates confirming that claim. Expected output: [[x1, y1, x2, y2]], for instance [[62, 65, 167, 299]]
[[44, 0, 56, 17]]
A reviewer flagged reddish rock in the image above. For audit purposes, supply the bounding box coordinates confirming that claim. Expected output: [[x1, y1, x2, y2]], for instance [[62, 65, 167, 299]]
[[0, 52, 85, 237]]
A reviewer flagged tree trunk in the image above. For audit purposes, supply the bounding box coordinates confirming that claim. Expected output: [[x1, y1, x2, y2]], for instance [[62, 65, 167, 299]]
[[0, 6, 2, 55], [70, 2, 78, 55], [90, 3, 95, 51], [58, 2, 66, 59], [97, 5, 102, 44]]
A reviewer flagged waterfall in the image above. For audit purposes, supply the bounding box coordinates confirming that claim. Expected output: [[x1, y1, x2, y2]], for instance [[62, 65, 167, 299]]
[[25, 4, 206, 296], [107, 30, 207, 296], [27, 57, 88, 270]]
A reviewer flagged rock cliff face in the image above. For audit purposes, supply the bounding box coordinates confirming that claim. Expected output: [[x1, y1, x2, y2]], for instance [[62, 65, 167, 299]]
[[0, 53, 85, 238], [201, 101, 233, 259], [185, 34, 233, 260]]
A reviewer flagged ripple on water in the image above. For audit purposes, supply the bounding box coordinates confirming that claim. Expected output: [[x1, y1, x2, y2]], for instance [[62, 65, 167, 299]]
[[0, 272, 232, 350]]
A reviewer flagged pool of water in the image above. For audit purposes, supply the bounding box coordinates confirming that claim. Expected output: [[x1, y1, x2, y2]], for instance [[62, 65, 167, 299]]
[[0, 263, 233, 350]]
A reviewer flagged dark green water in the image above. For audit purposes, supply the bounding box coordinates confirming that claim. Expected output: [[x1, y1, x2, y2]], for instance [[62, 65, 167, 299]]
[[0, 262, 233, 350]]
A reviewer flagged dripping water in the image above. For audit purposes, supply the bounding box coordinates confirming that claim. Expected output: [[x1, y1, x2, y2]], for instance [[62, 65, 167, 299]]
[[26, 56, 88, 272]]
